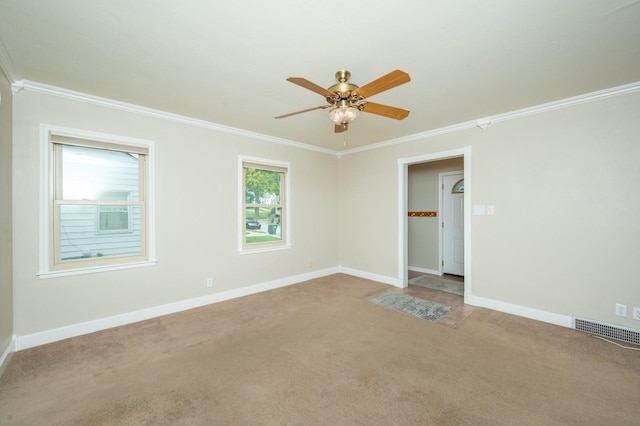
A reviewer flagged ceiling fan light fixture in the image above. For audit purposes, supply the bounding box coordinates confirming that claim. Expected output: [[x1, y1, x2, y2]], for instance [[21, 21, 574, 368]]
[[277, 69, 410, 134], [329, 105, 358, 124]]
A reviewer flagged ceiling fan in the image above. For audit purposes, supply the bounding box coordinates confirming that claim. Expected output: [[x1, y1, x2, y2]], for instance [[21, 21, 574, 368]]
[[275, 69, 411, 133]]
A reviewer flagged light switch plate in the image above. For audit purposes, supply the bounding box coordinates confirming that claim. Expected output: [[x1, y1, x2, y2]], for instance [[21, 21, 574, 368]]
[[473, 205, 486, 216]]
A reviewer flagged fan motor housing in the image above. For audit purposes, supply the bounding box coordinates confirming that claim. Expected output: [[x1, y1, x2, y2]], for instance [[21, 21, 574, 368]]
[[326, 70, 359, 103]]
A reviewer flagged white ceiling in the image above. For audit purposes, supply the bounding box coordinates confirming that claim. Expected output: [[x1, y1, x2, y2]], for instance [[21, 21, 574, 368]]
[[1, 0, 639, 151]]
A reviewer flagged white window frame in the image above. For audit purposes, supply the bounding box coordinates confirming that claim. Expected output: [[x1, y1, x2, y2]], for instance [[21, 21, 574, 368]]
[[238, 155, 291, 254], [39, 124, 157, 278]]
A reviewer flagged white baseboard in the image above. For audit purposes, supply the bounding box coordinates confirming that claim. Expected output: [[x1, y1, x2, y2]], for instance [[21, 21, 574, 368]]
[[15, 267, 340, 351], [0, 335, 16, 378], [337, 268, 572, 330], [341, 268, 572, 329], [464, 294, 573, 328], [338, 266, 401, 287], [13, 266, 575, 351], [408, 266, 440, 276]]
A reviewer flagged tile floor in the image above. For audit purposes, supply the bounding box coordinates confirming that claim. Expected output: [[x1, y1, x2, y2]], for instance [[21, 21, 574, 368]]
[[405, 271, 475, 328]]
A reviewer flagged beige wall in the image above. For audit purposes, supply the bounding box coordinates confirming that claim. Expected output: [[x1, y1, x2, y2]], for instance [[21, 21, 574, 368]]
[[12, 90, 340, 337], [0, 70, 13, 368], [408, 158, 464, 272], [8, 84, 640, 345], [339, 91, 640, 328]]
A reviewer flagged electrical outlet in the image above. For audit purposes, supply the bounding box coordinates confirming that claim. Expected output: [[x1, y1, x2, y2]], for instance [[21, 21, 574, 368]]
[[633, 307, 640, 321], [308, 260, 313, 269], [615, 303, 627, 317], [206, 277, 213, 288]]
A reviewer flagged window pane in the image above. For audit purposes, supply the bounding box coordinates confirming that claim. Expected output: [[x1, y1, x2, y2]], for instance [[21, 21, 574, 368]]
[[243, 166, 284, 246], [99, 206, 130, 232], [245, 207, 283, 244], [244, 168, 281, 204], [62, 145, 139, 201], [452, 179, 464, 194], [59, 204, 142, 260]]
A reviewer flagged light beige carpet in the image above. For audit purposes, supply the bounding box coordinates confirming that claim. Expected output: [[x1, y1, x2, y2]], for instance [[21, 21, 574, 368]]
[[1, 274, 639, 425]]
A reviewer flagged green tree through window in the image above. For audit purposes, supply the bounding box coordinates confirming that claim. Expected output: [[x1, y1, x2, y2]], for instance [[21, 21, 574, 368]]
[[242, 160, 288, 248], [245, 168, 280, 219]]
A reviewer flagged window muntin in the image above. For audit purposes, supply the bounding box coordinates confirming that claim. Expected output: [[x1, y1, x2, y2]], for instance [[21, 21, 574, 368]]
[[242, 160, 288, 250], [51, 137, 148, 269]]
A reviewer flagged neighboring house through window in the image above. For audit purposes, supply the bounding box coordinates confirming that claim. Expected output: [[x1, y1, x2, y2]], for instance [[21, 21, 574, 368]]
[[40, 126, 156, 276], [239, 156, 290, 252], [98, 191, 133, 233]]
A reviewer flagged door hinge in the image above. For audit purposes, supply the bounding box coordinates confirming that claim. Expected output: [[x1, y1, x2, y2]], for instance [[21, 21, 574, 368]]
[[442, 260, 444, 266]]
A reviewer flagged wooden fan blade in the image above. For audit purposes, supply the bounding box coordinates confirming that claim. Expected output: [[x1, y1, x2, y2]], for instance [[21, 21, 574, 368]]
[[334, 123, 348, 133], [287, 77, 338, 98], [275, 104, 331, 119], [354, 70, 410, 99], [360, 102, 410, 120]]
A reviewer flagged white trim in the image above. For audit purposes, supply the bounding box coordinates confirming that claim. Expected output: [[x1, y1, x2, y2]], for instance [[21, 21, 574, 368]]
[[465, 294, 573, 328], [338, 266, 401, 287], [39, 124, 157, 277], [463, 150, 472, 299], [340, 81, 640, 156], [16, 267, 340, 350], [12, 266, 577, 351], [398, 163, 408, 288], [0, 335, 16, 377], [17, 80, 338, 156], [13, 79, 640, 158], [237, 245, 292, 255], [397, 148, 471, 295], [37, 260, 158, 279], [345, 121, 477, 156], [408, 266, 440, 276], [475, 117, 492, 130], [489, 81, 640, 125]]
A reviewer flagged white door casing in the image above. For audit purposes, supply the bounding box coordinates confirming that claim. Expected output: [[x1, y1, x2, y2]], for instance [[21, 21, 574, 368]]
[[441, 172, 464, 276], [398, 146, 470, 291]]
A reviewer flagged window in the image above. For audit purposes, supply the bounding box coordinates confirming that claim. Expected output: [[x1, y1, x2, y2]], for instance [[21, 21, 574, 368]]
[[240, 157, 289, 251], [452, 179, 464, 194], [41, 128, 155, 275], [97, 191, 133, 233]]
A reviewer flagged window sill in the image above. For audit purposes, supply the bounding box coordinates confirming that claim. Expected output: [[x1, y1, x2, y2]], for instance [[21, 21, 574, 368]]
[[238, 244, 292, 255], [37, 259, 158, 279]]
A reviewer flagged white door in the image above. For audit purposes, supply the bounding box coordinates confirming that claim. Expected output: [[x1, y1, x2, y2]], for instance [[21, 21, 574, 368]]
[[442, 173, 464, 276]]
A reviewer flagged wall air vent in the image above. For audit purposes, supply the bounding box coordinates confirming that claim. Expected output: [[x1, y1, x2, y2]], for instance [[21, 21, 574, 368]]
[[573, 317, 640, 345]]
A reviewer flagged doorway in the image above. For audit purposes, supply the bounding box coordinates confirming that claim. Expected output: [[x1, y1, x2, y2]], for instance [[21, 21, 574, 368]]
[[397, 147, 471, 298]]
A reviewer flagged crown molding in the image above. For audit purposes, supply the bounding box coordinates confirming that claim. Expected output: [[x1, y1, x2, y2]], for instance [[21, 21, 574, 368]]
[[340, 120, 479, 156], [14, 80, 339, 156], [489, 81, 640, 124], [13, 78, 640, 158], [339, 80, 640, 156]]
